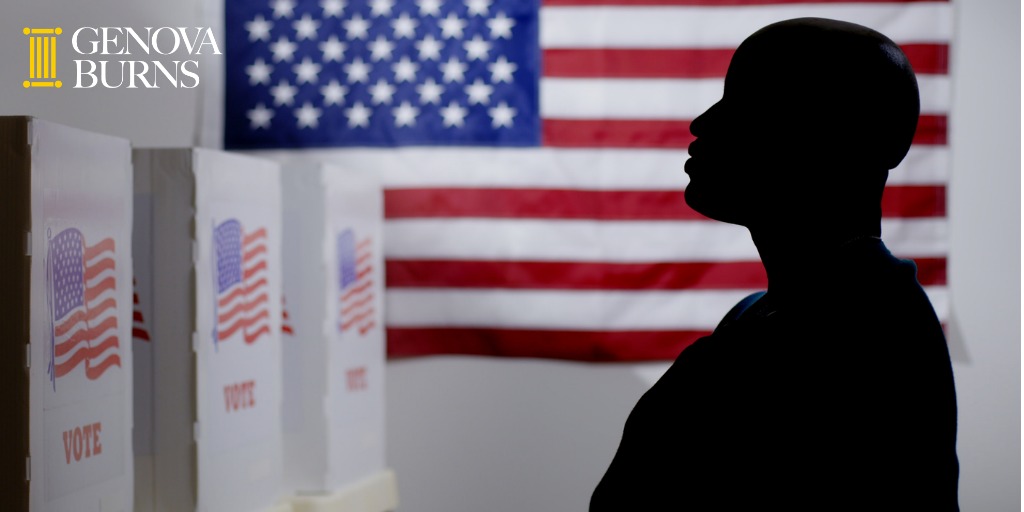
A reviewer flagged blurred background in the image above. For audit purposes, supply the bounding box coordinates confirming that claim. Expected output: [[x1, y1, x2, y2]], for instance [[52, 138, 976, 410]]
[[0, 0, 1018, 510]]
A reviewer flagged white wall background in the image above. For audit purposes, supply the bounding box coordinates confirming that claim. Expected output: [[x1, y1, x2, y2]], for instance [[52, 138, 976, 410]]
[[0, 0, 1017, 510]]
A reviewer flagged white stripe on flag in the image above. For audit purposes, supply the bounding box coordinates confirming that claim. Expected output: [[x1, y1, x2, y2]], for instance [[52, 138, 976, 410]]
[[540, 3, 953, 49], [384, 218, 947, 261], [540, 75, 950, 120], [250, 146, 950, 189], [386, 286, 950, 330]]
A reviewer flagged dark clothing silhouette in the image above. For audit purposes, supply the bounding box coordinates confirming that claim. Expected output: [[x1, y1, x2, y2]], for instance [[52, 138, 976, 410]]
[[591, 238, 959, 510]]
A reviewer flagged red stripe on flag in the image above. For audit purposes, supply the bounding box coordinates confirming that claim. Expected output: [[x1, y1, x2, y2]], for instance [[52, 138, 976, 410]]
[[387, 327, 709, 361], [341, 280, 374, 302], [56, 315, 118, 356], [543, 116, 947, 148], [385, 186, 945, 220], [387, 259, 767, 289], [915, 115, 948, 145], [218, 292, 270, 324], [913, 257, 947, 286], [55, 334, 120, 378], [86, 353, 122, 380], [543, 45, 948, 78], [84, 258, 115, 281], [543, 119, 693, 148], [243, 260, 268, 280], [542, 0, 944, 5], [84, 277, 116, 302], [55, 298, 116, 337], [386, 257, 948, 290], [244, 324, 271, 344], [132, 328, 151, 341], [244, 244, 268, 262], [219, 309, 271, 340], [882, 185, 946, 218], [243, 228, 268, 245], [84, 238, 115, 261]]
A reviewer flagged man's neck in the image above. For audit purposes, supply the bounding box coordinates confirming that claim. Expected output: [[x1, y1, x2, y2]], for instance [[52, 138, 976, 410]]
[[749, 217, 881, 300]]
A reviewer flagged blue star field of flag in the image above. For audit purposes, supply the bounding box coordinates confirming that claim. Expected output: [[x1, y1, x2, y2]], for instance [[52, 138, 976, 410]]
[[224, 0, 540, 149]]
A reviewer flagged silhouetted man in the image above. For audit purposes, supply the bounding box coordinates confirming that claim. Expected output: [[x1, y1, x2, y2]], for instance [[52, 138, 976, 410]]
[[591, 18, 959, 511]]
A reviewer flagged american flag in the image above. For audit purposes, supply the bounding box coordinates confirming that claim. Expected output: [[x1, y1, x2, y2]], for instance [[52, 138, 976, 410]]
[[214, 219, 272, 345], [132, 276, 152, 342], [224, 0, 951, 360], [338, 230, 377, 335], [47, 228, 122, 385]]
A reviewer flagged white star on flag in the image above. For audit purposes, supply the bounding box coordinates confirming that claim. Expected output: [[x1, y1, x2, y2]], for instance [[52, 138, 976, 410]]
[[246, 58, 273, 85], [270, 36, 297, 62], [488, 56, 515, 83], [369, 79, 397, 104], [369, 36, 396, 61], [247, 103, 274, 129], [321, 80, 348, 106], [416, 35, 443, 60], [393, 101, 420, 127], [466, 0, 491, 16], [370, 0, 395, 17], [393, 57, 419, 82], [345, 58, 371, 83], [392, 13, 419, 38], [345, 102, 372, 127], [271, 0, 296, 18], [487, 101, 515, 128], [320, 35, 346, 62], [294, 102, 322, 128], [270, 80, 298, 106], [487, 12, 514, 39], [293, 57, 322, 84], [293, 14, 320, 40], [320, 0, 345, 17], [441, 57, 467, 82], [344, 14, 370, 39], [465, 78, 493, 105], [439, 13, 466, 39], [440, 101, 468, 127], [245, 15, 273, 42], [464, 35, 491, 61], [416, 78, 443, 104], [416, 0, 441, 16]]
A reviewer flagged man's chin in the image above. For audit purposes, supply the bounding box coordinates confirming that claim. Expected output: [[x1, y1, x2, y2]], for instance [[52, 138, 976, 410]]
[[684, 188, 749, 226]]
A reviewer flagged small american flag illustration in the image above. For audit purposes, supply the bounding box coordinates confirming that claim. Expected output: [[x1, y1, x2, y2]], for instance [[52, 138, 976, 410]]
[[132, 276, 152, 342], [214, 219, 272, 345], [338, 229, 375, 336], [47, 228, 122, 386]]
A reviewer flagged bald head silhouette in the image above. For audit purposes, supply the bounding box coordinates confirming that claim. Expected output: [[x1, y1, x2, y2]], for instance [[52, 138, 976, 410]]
[[684, 18, 920, 230], [593, 18, 959, 511]]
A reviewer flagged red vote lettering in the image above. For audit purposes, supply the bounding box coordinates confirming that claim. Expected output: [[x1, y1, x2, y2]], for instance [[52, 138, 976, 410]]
[[62, 422, 103, 465], [346, 367, 368, 391], [223, 380, 256, 412]]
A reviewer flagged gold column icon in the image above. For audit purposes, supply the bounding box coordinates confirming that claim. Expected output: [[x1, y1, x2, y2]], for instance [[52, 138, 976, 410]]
[[23, 27, 62, 88]]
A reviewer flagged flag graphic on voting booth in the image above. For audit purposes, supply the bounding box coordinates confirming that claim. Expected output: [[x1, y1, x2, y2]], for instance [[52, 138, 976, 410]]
[[47, 229, 122, 386], [279, 162, 394, 508], [132, 148, 286, 512], [214, 218, 272, 346], [0, 117, 134, 512], [337, 229, 376, 336]]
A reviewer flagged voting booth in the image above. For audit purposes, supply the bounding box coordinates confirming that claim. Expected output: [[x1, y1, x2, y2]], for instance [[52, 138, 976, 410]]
[[280, 161, 396, 512], [0, 117, 134, 512], [133, 148, 289, 512]]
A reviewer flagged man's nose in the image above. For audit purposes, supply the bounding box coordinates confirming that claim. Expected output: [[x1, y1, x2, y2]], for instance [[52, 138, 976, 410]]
[[689, 100, 722, 138]]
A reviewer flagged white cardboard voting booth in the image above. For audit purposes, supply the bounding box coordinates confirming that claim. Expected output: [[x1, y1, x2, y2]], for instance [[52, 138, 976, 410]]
[[0, 117, 134, 511], [281, 161, 396, 512], [133, 148, 288, 512]]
